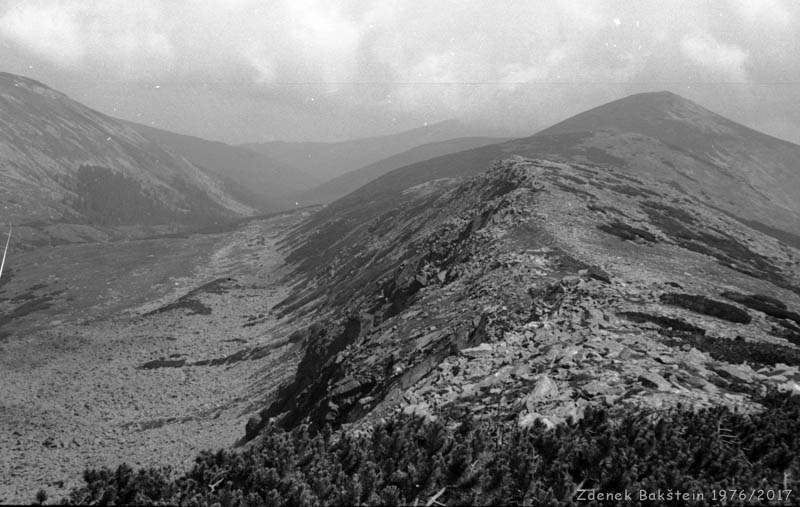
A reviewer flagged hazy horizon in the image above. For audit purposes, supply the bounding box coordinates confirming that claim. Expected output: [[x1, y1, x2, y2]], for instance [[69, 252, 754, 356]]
[[2, 0, 799, 145]]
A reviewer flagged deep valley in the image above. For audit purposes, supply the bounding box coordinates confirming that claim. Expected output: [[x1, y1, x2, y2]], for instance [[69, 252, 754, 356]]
[[0, 210, 313, 503]]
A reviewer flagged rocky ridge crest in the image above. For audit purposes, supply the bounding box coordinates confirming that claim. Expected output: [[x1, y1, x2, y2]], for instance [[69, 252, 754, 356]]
[[247, 157, 800, 438]]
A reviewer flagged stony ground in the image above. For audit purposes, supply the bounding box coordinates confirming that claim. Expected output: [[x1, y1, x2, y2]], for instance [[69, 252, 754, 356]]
[[392, 273, 800, 428], [0, 211, 312, 504], [262, 158, 800, 438]]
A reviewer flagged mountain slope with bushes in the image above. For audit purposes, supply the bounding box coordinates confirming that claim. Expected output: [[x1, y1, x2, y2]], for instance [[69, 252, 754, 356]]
[[0, 72, 254, 246]]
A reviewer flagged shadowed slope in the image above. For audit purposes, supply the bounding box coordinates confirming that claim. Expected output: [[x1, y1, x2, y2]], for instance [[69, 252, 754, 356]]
[[251, 157, 800, 438], [243, 120, 503, 182], [0, 72, 253, 246], [127, 122, 318, 211], [292, 136, 506, 206], [294, 91, 800, 261]]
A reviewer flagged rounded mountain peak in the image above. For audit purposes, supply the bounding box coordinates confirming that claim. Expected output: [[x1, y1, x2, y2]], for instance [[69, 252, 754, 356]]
[[536, 89, 734, 139]]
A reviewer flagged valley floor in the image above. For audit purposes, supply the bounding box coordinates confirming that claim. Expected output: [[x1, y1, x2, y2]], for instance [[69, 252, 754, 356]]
[[0, 211, 310, 504]]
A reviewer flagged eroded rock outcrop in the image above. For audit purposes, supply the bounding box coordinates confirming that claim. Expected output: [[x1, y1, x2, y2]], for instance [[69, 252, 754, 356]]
[[252, 158, 800, 440]]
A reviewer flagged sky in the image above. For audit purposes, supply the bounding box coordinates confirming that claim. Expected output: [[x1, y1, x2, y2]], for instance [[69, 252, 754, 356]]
[[1, 0, 799, 144]]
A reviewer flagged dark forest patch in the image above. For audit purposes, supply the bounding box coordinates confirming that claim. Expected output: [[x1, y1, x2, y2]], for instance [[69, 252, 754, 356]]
[[558, 173, 587, 185], [722, 291, 800, 325], [660, 293, 752, 324], [597, 221, 658, 243], [148, 297, 212, 316], [138, 358, 186, 370], [769, 318, 800, 347], [618, 311, 706, 338], [138, 339, 289, 370], [642, 206, 797, 294], [0, 291, 62, 339], [7, 283, 49, 302], [706, 204, 800, 250], [74, 166, 180, 226], [71, 165, 234, 228], [663, 334, 800, 368], [144, 277, 234, 317], [641, 201, 697, 225]]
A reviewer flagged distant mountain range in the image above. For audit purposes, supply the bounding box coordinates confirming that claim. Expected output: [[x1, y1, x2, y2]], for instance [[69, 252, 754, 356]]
[[125, 122, 319, 212], [301, 91, 800, 255], [291, 136, 506, 206], [1, 72, 507, 246], [129, 120, 505, 211], [242, 119, 505, 183], [0, 72, 254, 246], [4, 71, 799, 257]]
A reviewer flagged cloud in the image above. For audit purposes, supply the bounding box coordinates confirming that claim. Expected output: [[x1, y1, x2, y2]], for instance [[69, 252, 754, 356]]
[[732, 0, 792, 29], [180, 0, 365, 85], [1, 0, 798, 142], [0, 2, 86, 65], [0, 0, 364, 83], [357, 0, 631, 117], [680, 34, 749, 81], [0, 0, 174, 75], [0, 1, 760, 91]]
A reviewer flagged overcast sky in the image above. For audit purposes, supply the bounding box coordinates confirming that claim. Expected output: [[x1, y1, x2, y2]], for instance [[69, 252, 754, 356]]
[[1, 0, 799, 144]]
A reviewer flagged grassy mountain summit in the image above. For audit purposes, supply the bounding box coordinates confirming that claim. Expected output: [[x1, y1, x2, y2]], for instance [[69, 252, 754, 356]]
[[535, 91, 800, 233]]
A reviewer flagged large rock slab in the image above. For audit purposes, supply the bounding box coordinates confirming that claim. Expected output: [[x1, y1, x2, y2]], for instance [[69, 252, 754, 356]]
[[638, 371, 672, 391], [460, 343, 493, 358], [524, 375, 559, 412], [711, 363, 756, 383]]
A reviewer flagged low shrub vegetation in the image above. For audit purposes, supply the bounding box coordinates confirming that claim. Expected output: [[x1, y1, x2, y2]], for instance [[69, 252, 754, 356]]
[[60, 391, 800, 506]]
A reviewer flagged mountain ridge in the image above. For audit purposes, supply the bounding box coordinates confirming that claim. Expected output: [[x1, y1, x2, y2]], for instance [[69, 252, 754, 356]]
[[250, 155, 800, 437], [242, 119, 506, 182], [534, 90, 800, 219], [292, 136, 507, 206], [249, 91, 800, 435], [300, 91, 800, 254], [125, 121, 319, 212]]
